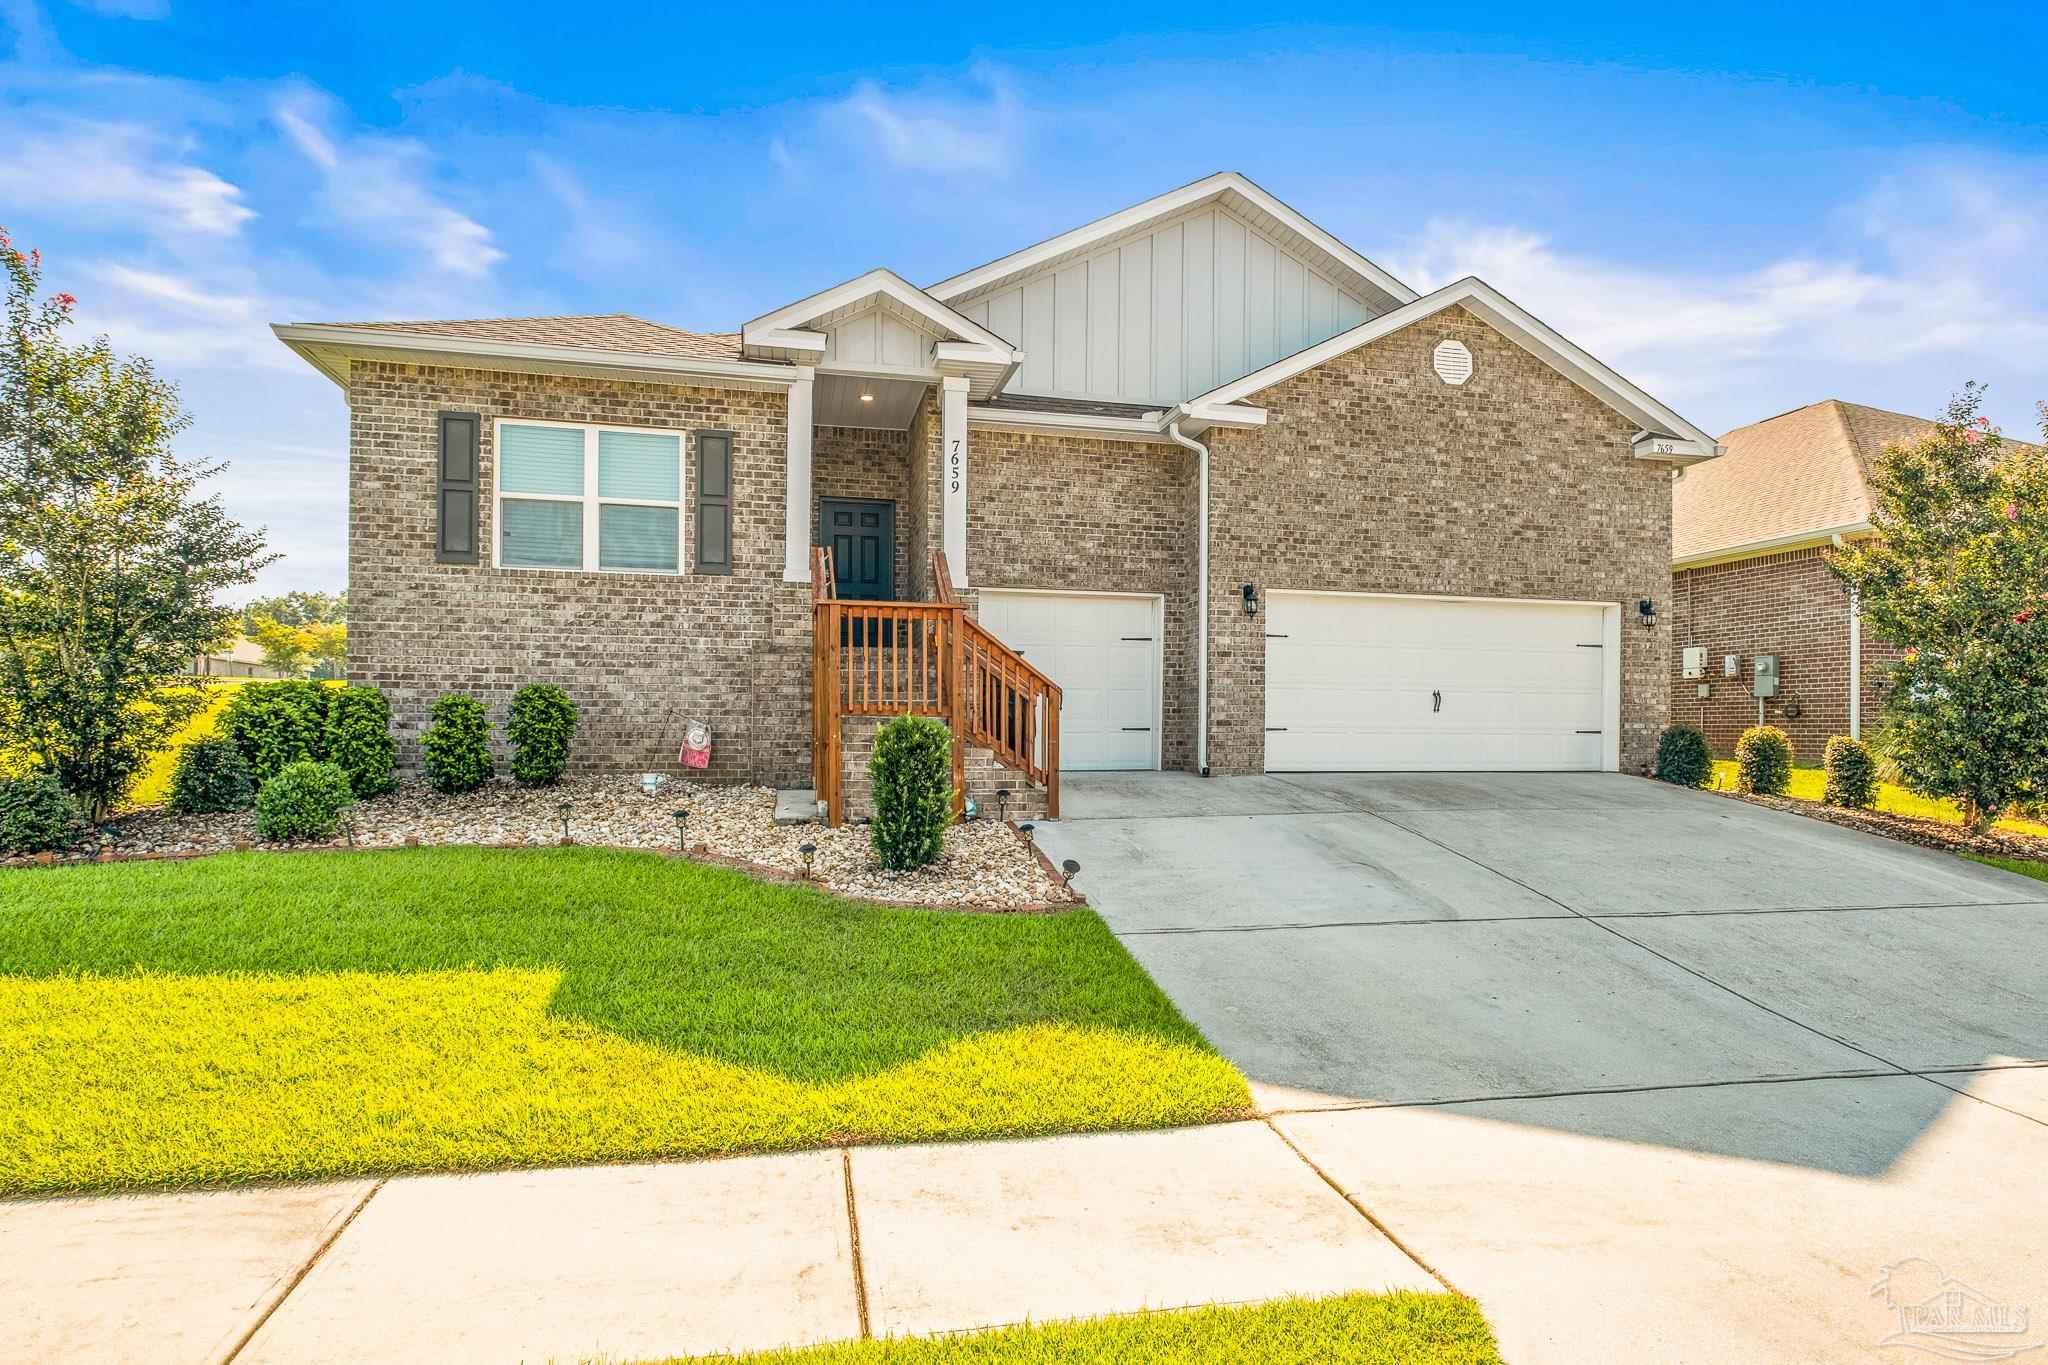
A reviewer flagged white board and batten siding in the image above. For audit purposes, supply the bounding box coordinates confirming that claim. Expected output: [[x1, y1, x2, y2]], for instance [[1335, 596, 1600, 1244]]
[[956, 205, 1372, 407], [820, 309, 938, 370], [1263, 592, 1623, 774]]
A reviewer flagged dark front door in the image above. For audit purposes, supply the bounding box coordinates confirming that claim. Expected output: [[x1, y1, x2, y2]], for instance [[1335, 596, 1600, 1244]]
[[819, 498, 896, 601]]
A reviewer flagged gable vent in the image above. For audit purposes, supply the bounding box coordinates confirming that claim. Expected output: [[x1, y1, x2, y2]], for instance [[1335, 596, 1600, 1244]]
[[1432, 339, 1474, 386]]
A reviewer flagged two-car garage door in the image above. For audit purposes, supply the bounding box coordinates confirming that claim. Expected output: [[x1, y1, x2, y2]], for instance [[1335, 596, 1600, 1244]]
[[1264, 592, 1617, 772]]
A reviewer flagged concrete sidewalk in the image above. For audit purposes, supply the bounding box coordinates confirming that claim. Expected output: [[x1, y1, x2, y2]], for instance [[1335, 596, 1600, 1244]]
[[1, 1120, 1439, 1364]]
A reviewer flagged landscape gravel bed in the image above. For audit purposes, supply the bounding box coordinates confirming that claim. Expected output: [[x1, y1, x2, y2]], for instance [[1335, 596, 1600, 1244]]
[[1716, 787, 2048, 861], [51, 777, 1078, 909]]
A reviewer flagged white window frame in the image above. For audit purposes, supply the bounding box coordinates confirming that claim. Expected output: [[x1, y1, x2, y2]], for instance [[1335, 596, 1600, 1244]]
[[491, 416, 687, 575]]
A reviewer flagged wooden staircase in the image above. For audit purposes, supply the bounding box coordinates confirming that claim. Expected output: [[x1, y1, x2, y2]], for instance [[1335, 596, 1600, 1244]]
[[811, 548, 1060, 826]]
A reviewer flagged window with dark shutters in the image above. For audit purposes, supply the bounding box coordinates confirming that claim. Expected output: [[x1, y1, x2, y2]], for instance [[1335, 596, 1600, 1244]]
[[694, 430, 733, 575], [436, 411, 481, 564]]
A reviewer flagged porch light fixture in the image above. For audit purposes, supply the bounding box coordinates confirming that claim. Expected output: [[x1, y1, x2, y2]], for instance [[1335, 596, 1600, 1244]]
[[799, 842, 817, 878], [1638, 598, 1658, 630], [859, 390, 875, 403], [671, 808, 690, 854], [1241, 583, 1259, 617]]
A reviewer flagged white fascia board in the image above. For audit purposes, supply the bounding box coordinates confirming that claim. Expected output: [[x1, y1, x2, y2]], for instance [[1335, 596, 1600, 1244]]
[[746, 327, 827, 359], [743, 267, 1015, 354], [1673, 521, 1873, 571], [932, 339, 1019, 367], [271, 324, 798, 389], [926, 171, 1420, 308], [1171, 400, 1269, 437], [1632, 432, 1723, 465], [966, 405, 1177, 445], [1184, 277, 1719, 451]]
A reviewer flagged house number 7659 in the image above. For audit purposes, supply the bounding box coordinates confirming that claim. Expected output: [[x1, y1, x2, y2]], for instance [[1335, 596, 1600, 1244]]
[[948, 439, 962, 494]]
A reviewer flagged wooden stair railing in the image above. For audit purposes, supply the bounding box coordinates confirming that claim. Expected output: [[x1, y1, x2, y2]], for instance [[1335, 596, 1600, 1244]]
[[809, 547, 1060, 826]]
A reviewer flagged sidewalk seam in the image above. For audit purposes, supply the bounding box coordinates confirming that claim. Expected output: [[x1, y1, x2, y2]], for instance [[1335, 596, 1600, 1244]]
[[1261, 1117, 1464, 1299], [218, 1178, 384, 1364], [839, 1149, 872, 1340]]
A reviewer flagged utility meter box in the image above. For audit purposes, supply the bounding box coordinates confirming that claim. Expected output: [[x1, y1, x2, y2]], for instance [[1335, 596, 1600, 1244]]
[[1752, 655, 1780, 698], [1724, 654, 1740, 678], [1681, 645, 1706, 680]]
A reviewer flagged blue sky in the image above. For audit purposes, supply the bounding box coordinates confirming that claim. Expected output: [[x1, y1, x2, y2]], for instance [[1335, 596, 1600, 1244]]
[[2, 0, 2044, 595]]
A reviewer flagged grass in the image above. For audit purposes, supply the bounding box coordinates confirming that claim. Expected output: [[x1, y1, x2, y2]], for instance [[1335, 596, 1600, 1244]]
[[1709, 760, 2048, 838], [1964, 854, 2048, 884], [661, 1293, 1502, 1364], [0, 847, 1248, 1195]]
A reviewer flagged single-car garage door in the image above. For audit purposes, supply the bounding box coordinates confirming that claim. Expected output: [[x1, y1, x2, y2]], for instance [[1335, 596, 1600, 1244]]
[[976, 590, 1161, 771], [1264, 591, 1616, 772]]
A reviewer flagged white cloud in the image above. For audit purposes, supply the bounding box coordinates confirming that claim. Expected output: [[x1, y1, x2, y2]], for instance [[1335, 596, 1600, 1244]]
[[827, 69, 1022, 176], [274, 85, 505, 278], [529, 152, 647, 273], [0, 119, 253, 236], [68, 260, 296, 372]]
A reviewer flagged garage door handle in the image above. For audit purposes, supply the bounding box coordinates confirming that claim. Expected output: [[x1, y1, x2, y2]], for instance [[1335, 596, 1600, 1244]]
[[1433, 690, 1442, 713], [1265, 633, 1289, 639], [1121, 726, 1151, 732], [1120, 636, 1153, 642]]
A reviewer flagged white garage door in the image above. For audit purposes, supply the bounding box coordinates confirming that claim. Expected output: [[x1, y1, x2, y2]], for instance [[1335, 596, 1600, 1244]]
[[976, 591, 1160, 771], [1264, 592, 1614, 772]]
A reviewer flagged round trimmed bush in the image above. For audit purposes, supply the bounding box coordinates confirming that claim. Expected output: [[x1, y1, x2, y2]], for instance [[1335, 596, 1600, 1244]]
[[253, 760, 356, 842], [1823, 735, 1878, 809], [220, 680, 332, 785], [1654, 725, 1713, 788], [0, 774, 77, 853], [325, 685, 396, 797], [869, 714, 954, 871], [167, 735, 255, 813], [422, 694, 494, 794], [506, 684, 577, 787], [1735, 725, 1794, 796]]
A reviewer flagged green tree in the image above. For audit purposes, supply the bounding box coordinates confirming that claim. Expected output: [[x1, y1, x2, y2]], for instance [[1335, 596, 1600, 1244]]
[[241, 589, 346, 632], [0, 232, 272, 819], [1829, 384, 2048, 827], [247, 614, 314, 678], [303, 619, 347, 678]]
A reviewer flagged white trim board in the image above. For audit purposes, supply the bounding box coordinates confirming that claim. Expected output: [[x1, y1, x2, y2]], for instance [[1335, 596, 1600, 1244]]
[[272, 324, 796, 393], [743, 268, 1017, 360]]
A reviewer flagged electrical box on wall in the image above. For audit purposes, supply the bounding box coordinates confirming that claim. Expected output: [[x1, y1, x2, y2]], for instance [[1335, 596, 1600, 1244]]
[[1681, 646, 1706, 679], [1752, 655, 1780, 698], [1724, 654, 1740, 678]]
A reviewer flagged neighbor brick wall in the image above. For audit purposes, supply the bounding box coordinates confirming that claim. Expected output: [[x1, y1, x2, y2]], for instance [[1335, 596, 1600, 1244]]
[[965, 425, 1199, 770], [1204, 304, 1674, 775], [347, 360, 813, 785], [811, 425, 911, 596], [1670, 547, 1898, 759]]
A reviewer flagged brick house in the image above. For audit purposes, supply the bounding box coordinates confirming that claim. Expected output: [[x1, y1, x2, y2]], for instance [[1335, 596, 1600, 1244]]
[[1668, 399, 1937, 758], [276, 172, 1720, 820]]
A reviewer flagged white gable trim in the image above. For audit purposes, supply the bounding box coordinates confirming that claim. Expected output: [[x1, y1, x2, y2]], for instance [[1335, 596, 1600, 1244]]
[[926, 171, 1419, 312], [1175, 276, 1723, 459], [743, 268, 1016, 360]]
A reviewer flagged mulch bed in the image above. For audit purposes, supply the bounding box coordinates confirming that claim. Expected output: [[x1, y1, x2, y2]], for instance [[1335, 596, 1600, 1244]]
[[1711, 786, 2048, 862]]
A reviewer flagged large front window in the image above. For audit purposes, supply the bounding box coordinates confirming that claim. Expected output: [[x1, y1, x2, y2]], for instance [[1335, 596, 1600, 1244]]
[[495, 420, 682, 573]]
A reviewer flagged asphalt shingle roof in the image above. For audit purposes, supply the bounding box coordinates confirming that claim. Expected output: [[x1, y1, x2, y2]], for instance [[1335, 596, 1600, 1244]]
[[322, 314, 744, 361]]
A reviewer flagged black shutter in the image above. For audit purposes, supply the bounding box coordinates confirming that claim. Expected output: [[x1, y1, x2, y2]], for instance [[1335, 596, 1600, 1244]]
[[436, 411, 481, 564], [694, 430, 732, 575]]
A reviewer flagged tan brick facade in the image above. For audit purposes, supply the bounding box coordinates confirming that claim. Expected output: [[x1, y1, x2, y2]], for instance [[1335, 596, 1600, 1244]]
[[346, 360, 813, 785], [1670, 547, 1899, 759], [1203, 305, 1673, 775]]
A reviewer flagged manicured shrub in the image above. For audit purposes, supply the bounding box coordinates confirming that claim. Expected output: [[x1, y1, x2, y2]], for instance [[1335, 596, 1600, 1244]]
[[506, 684, 578, 787], [1823, 735, 1878, 809], [167, 735, 255, 813], [254, 760, 356, 841], [422, 694, 494, 794], [0, 773, 77, 853], [1735, 725, 1794, 796], [325, 685, 396, 797], [868, 714, 955, 871], [220, 681, 332, 785], [1654, 726, 1713, 788]]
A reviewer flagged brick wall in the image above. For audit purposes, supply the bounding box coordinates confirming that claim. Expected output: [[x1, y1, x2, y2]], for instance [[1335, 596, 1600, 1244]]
[[1669, 547, 1896, 759], [964, 425, 1200, 770], [1204, 304, 1674, 775], [347, 360, 813, 785]]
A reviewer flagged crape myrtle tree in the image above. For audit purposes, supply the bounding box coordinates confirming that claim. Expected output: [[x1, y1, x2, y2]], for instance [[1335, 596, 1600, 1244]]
[[1829, 384, 2048, 829], [0, 231, 272, 819]]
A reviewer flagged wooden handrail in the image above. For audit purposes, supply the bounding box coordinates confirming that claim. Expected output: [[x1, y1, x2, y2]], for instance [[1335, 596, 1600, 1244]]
[[931, 551, 1061, 820]]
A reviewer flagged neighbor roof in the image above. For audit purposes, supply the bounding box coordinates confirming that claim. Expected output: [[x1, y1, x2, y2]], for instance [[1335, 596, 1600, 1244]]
[[323, 314, 743, 361], [1673, 399, 1942, 565]]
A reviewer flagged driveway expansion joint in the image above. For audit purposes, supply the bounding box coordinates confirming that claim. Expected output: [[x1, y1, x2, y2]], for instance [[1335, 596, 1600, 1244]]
[[1259, 1116, 1463, 1298], [839, 1149, 872, 1341], [220, 1178, 384, 1365]]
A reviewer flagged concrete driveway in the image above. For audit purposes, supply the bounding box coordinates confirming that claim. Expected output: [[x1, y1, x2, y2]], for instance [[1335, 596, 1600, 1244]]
[[1037, 772, 2048, 1363]]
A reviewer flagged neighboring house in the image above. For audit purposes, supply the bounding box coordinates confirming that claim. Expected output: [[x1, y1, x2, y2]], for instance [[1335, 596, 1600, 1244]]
[[1668, 399, 1935, 757], [275, 171, 1718, 811], [191, 638, 290, 679]]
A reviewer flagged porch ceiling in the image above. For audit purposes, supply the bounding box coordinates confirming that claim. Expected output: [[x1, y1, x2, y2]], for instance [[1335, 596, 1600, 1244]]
[[815, 371, 927, 429]]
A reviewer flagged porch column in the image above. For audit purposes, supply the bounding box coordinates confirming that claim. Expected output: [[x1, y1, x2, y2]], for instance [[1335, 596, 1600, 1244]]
[[782, 366, 815, 582], [941, 375, 969, 588]]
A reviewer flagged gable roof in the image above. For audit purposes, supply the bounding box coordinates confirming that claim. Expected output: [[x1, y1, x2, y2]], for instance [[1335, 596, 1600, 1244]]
[[1673, 400, 1938, 565], [1171, 276, 1721, 462], [739, 267, 1019, 397], [925, 171, 1419, 315]]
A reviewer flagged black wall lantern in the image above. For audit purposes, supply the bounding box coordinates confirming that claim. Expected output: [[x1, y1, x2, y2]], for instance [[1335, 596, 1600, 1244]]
[[1241, 583, 1260, 617], [1638, 598, 1658, 629]]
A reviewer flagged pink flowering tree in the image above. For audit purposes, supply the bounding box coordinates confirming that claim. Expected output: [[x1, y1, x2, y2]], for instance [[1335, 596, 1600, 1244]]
[[0, 233, 273, 819], [1829, 383, 2048, 827]]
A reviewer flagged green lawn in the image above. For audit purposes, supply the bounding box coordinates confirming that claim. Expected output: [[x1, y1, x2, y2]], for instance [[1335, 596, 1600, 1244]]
[[1965, 854, 2048, 884], [1710, 761, 2048, 838], [0, 847, 1248, 1195], [665, 1293, 1502, 1365]]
